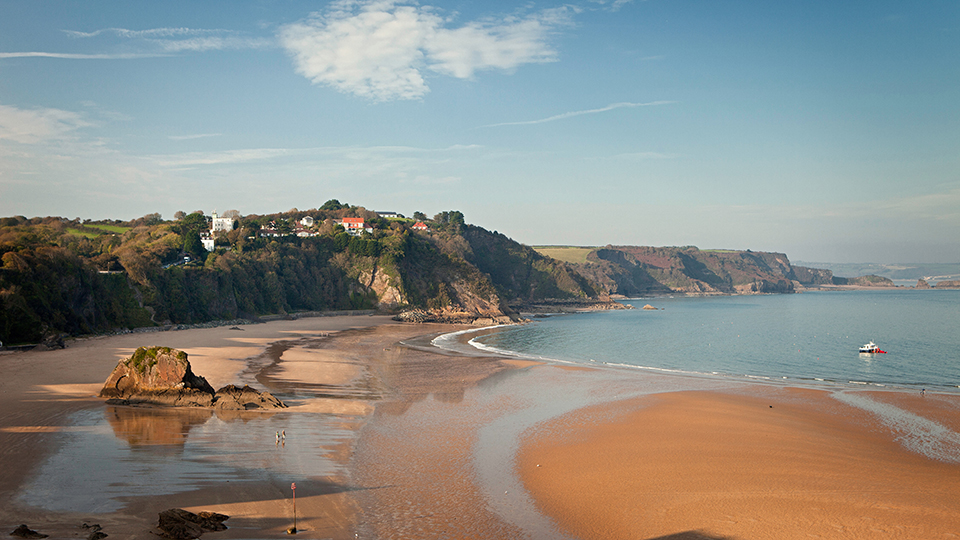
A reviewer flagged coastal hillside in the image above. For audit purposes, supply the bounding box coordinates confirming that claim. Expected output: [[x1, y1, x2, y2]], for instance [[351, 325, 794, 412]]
[[538, 245, 839, 296], [0, 207, 608, 345]]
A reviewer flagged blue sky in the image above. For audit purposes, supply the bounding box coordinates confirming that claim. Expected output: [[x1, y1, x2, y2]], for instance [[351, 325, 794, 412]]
[[1, 0, 957, 263]]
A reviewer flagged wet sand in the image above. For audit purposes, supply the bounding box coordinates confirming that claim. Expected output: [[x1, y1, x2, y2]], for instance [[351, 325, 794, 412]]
[[518, 387, 960, 540], [2, 316, 960, 539]]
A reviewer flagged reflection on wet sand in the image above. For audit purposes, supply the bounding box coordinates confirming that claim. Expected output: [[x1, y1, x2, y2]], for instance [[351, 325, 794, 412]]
[[104, 405, 284, 446], [105, 406, 212, 446]]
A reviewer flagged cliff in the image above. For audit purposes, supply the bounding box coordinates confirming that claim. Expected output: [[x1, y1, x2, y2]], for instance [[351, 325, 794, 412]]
[[566, 246, 802, 295], [830, 275, 895, 287]]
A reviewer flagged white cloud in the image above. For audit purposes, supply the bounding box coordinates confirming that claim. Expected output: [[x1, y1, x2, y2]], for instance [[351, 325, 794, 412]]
[[279, 1, 572, 101], [482, 101, 676, 127], [0, 104, 90, 144]]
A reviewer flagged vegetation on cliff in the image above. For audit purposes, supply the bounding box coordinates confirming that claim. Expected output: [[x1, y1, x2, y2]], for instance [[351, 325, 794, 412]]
[[0, 207, 608, 345]]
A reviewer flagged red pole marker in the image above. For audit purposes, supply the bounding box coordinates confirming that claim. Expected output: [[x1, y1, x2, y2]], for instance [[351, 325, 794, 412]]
[[289, 482, 298, 534]]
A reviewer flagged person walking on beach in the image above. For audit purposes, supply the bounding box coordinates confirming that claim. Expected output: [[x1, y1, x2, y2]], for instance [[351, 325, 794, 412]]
[[276, 431, 281, 445], [921, 388, 926, 396]]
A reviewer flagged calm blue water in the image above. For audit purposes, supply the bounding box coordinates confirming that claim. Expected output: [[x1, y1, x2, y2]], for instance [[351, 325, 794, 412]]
[[470, 290, 960, 392]]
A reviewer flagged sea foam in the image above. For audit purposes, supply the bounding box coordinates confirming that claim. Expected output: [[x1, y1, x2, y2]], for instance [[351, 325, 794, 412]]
[[833, 391, 960, 463]]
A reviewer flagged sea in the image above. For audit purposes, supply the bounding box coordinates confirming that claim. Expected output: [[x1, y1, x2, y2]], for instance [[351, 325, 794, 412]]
[[458, 289, 960, 393]]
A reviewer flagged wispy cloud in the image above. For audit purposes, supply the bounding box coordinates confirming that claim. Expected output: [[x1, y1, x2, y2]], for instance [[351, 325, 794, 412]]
[[611, 151, 679, 160], [0, 104, 90, 144], [63, 27, 221, 39], [54, 26, 274, 55], [0, 52, 165, 59], [482, 101, 676, 128], [148, 143, 480, 167], [150, 148, 299, 168], [279, 0, 573, 101], [168, 133, 223, 141]]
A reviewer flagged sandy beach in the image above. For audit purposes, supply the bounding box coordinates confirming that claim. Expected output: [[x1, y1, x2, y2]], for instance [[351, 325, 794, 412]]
[[2, 316, 959, 539]]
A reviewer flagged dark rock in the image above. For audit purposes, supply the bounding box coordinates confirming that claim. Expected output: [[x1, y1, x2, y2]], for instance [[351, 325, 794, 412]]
[[100, 346, 214, 400], [157, 509, 228, 540], [917, 279, 931, 289], [213, 385, 286, 410], [100, 347, 284, 410], [10, 525, 47, 538], [80, 523, 106, 540]]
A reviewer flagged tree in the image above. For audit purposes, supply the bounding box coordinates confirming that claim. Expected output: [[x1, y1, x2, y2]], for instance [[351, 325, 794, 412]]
[[183, 231, 205, 259], [178, 212, 208, 235], [174, 210, 186, 220], [222, 209, 241, 219], [142, 213, 163, 226], [321, 199, 347, 211], [433, 211, 465, 229], [413, 211, 427, 222]]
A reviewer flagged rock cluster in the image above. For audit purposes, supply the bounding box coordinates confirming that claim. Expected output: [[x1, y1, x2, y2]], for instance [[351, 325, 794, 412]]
[[157, 509, 228, 539], [100, 347, 285, 410], [10, 525, 47, 539]]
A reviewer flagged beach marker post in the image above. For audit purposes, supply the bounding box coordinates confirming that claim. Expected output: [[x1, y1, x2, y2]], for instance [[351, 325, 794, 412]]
[[287, 482, 297, 534]]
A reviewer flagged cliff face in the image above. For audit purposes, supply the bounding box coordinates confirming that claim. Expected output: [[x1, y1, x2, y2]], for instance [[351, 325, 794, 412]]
[[831, 275, 895, 287], [575, 246, 800, 295]]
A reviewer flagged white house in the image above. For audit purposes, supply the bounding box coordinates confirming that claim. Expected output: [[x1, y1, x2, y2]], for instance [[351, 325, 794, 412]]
[[210, 211, 236, 233], [340, 217, 373, 236], [376, 211, 402, 219], [300, 216, 315, 227], [201, 236, 215, 252]]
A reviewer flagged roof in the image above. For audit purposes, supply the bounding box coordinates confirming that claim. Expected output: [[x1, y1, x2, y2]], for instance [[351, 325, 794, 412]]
[[342, 217, 365, 224]]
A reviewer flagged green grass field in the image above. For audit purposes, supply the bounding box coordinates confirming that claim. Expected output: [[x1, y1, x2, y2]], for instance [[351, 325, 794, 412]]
[[88, 224, 130, 234], [66, 228, 101, 238], [532, 246, 596, 264], [66, 224, 130, 238]]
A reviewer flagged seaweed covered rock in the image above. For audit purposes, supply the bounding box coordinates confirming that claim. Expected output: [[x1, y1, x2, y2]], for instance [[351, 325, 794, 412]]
[[99, 347, 216, 407], [157, 509, 228, 539], [213, 384, 286, 410], [99, 347, 285, 409]]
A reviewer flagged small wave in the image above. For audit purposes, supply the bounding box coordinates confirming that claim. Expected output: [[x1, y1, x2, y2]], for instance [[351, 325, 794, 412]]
[[833, 392, 960, 463], [430, 325, 514, 354]]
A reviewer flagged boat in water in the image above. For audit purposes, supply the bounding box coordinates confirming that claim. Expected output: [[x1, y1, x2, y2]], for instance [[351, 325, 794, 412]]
[[858, 341, 887, 354]]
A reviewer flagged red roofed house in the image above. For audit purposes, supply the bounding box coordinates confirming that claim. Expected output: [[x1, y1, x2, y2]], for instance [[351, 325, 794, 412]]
[[341, 217, 372, 236], [411, 221, 429, 231]]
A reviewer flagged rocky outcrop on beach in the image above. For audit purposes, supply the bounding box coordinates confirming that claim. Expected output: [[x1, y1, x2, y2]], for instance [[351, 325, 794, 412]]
[[9, 525, 47, 539], [393, 308, 518, 326], [934, 280, 960, 289], [917, 279, 932, 289], [156, 509, 228, 539], [99, 347, 285, 410], [213, 384, 286, 410], [508, 298, 631, 314]]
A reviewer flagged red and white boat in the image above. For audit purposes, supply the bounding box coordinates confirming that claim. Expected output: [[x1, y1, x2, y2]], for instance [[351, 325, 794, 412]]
[[858, 341, 886, 354]]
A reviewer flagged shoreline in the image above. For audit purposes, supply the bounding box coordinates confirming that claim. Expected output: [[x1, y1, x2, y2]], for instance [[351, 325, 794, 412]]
[[2, 316, 958, 539]]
